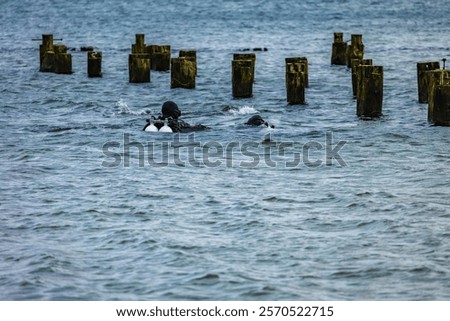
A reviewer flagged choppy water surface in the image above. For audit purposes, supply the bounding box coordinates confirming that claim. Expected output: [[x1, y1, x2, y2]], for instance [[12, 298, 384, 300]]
[[1, 0, 449, 300]]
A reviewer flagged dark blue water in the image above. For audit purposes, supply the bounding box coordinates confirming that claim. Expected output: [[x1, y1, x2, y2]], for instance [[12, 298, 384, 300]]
[[1, 0, 450, 300]]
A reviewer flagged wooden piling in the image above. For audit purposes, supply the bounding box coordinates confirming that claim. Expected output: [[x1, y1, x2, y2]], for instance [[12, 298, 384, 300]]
[[232, 60, 253, 98], [179, 50, 197, 75], [356, 65, 383, 118], [331, 32, 347, 65], [39, 34, 54, 71], [417, 61, 440, 103], [427, 70, 450, 123], [347, 34, 364, 68], [129, 34, 151, 82], [286, 63, 306, 104], [132, 34, 147, 54], [148, 45, 171, 71], [429, 85, 450, 126], [128, 54, 150, 83], [351, 58, 373, 98], [39, 34, 72, 74], [88, 51, 102, 77], [41, 51, 55, 73], [285, 57, 308, 87], [54, 53, 72, 74], [171, 57, 196, 89], [233, 53, 256, 83]]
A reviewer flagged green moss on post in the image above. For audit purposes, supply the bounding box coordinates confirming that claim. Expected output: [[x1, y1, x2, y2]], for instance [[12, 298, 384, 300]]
[[52, 45, 72, 74], [40, 34, 54, 72], [39, 35, 72, 74], [171, 57, 196, 89], [179, 50, 197, 75], [427, 70, 450, 123], [286, 63, 305, 104], [417, 61, 440, 103], [128, 54, 150, 83], [232, 60, 253, 98], [132, 34, 147, 54], [331, 32, 347, 65], [54, 53, 72, 74], [129, 34, 151, 82], [351, 58, 373, 98], [356, 65, 383, 118], [148, 45, 171, 71], [285, 57, 308, 87], [429, 84, 450, 126], [88, 51, 102, 78], [347, 34, 364, 68], [233, 53, 256, 83]]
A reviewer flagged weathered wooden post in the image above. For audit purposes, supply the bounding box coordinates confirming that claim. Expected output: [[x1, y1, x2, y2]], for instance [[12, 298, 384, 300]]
[[351, 58, 373, 98], [417, 61, 440, 103], [286, 63, 306, 104], [428, 70, 450, 124], [53, 44, 72, 74], [87, 51, 102, 77], [429, 84, 450, 126], [171, 57, 196, 89], [347, 34, 364, 68], [331, 32, 347, 65], [148, 45, 171, 71], [129, 34, 150, 83], [129, 54, 150, 83], [356, 65, 383, 118], [132, 34, 146, 54], [179, 50, 197, 75], [285, 57, 308, 87], [39, 34, 54, 72], [233, 53, 256, 83], [232, 59, 253, 98]]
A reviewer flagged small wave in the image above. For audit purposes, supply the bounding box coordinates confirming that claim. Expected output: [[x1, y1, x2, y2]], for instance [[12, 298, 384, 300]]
[[115, 99, 153, 116], [193, 273, 220, 281], [224, 105, 258, 115]]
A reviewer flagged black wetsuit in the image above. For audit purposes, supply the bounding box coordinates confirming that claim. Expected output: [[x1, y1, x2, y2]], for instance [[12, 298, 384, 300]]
[[144, 116, 208, 133]]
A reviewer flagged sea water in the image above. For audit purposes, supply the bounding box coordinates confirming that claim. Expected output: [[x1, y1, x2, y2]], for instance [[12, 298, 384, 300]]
[[0, 0, 449, 300]]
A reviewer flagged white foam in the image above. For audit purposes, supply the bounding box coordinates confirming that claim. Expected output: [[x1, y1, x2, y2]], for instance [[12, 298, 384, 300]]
[[229, 105, 258, 115], [115, 98, 130, 114]]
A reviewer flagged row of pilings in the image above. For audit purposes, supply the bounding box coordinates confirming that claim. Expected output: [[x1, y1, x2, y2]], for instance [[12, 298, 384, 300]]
[[331, 33, 383, 118], [417, 61, 450, 126], [38, 33, 449, 125]]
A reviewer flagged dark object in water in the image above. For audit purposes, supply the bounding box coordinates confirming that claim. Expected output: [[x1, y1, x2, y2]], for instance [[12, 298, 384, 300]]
[[162, 101, 181, 119], [80, 46, 94, 52], [143, 101, 209, 132], [245, 115, 275, 128]]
